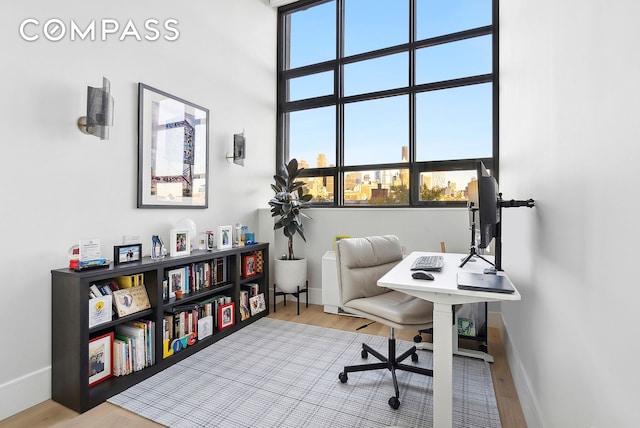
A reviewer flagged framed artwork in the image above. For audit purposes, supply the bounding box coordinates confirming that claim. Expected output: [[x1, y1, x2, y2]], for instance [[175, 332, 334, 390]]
[[167, 267, 186, 299], [137, 83, 209, 208], [170, 229, 190, 257], [249, 293, 266, 316], [113, 244, 142, 266], [242, 254, 257, 278], [217, 225, 232, 250], [218, 302, 235, 331], [88, 332, 113, 387]]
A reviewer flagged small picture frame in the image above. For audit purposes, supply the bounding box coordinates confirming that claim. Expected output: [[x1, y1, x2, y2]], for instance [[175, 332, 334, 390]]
[[89, 332, 113, 387], [218, 302, 235, 331], [170, 229, 191, 257], [167, 267, 186, 299], [217, 225, 232, 250], [113, 244, 142, 266], [249, 293, 266, 316], [242, 254, 257, 278]]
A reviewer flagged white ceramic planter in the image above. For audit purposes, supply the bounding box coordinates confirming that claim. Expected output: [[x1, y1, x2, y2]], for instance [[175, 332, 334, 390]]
[[274, 257, 307, 293]]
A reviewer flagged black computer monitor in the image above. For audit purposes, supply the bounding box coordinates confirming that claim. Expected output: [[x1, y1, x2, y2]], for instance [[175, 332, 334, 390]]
[[476, 160, 500, 250]]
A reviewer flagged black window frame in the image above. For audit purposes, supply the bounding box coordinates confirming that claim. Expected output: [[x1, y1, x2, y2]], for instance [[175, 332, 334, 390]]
[[276, 0, 499, 207]]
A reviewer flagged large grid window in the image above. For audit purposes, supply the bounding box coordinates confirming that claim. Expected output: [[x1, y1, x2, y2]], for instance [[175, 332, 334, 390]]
[[277, 0, 497, 206]]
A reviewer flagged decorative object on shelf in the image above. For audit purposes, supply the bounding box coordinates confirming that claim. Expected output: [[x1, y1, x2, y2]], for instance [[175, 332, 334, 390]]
[[169, 228, 190, 257], [167, 267, 185, 299], [249, 293, 266, 316], [234, 223, 243, 247], [206, 230, 215, 250], [151, 235, 166, 260], [88, 332, 114, 387], [137, 83, 209, 208], [198, 316, 213, 339], [78, 77, 113, 140], [269, 158, 313, 294], [242, 254, 257, 278], [245, 232, 255, 245], [88, 295, 112, 328], [175, 218, 198, 250], [218, 302, 235, 331], [226, 132, 246, 166], [113, 244, 142, 266], [217, 225, 232, 250], [112, 286, 151, 317]]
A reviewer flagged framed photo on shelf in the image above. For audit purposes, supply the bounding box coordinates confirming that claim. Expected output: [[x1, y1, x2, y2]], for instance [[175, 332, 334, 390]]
[[113, 244, 142, 266], [167, 267, 185, 299], [249, 293, 266, 316], [170, 229, 190, 257], [217, 225, 232, 250], [218, 302, 235, 331], [88, 332, 113, 387], [137, 83, 209, 209], [242, 254, 257, 278]]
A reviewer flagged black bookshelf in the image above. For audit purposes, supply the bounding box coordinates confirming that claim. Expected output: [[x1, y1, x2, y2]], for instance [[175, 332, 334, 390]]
[[51, 243, 269, 413]]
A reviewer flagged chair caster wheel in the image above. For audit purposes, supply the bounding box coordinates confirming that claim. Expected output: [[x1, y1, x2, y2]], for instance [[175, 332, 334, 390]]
[[339, 372, 348, 383], [413, 334, 422, 343], [411, 353, 418, 362], [388, 396, 400, 409], [361, 349, 368, 359]]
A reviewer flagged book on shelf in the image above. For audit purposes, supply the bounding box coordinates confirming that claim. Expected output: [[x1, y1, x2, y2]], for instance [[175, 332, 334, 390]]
[[239, 290, 250, 321], [241, 283, 260, 298], [114, 320, 155, 372], [112, 285, 151, 317]]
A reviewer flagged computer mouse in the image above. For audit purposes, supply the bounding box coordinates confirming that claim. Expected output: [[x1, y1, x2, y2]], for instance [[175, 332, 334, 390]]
[[412, 271, 434, 280]]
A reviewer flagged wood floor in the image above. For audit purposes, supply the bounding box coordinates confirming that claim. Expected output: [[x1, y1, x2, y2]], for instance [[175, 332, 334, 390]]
[[1, 303, 527, 428]]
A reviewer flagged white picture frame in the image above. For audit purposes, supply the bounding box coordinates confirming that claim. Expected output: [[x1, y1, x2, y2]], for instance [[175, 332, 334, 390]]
[[167, 267, 186, 299], [170, 229, 190, 257], [217, 225, 232, 250]]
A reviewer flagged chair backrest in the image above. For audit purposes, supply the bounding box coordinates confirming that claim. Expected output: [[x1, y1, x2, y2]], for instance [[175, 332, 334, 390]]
[[335, 235, 403, 306]]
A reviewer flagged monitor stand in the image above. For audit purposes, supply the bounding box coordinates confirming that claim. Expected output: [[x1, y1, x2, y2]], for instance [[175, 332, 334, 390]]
[[459, 206, 495, 270]]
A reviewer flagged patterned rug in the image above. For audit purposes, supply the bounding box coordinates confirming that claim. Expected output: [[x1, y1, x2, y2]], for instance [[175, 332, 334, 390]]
[[109, 318, 500, 427]]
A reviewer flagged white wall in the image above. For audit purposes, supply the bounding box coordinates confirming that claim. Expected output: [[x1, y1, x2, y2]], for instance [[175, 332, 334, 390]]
[[500, 1, 638, 427], [0, 0, 276, 419], [270, 207, 473, 303]]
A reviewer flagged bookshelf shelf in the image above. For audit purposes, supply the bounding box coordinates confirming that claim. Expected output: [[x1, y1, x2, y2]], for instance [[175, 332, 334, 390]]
[[51, 243, 269, 413]]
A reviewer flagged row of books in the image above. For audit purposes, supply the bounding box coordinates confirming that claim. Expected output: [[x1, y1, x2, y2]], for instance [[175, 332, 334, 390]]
[[163, 258, 228, 300], [113, 320, 156, 376], [163, 294, 233, 345]]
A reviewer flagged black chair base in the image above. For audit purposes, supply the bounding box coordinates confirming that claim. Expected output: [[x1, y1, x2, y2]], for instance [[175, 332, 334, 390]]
[[273, 281, 308, 315], [338, 336, 433, 409]]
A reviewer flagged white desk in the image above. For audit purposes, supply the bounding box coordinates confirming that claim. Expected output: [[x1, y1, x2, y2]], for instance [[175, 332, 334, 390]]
[[377, 251, 521, 428]]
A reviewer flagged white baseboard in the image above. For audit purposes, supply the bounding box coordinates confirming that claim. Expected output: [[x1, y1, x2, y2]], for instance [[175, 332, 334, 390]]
[[0, 366, 51, 421], [500, 316, 544, 428]]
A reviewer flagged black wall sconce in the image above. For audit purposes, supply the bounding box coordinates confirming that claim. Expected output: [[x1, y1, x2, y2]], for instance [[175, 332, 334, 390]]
[[77, 77, 113, 140]]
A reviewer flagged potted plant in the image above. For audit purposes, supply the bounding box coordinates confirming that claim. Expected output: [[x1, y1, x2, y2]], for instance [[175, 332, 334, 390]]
[[269, 158, 312, 293]]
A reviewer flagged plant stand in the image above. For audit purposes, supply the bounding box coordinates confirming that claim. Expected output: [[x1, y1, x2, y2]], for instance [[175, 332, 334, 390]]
[[273, 281, 308, 315]]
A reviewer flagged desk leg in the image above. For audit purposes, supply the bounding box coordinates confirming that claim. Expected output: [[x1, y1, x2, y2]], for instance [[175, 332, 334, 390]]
[[433, 302, 453, 428]]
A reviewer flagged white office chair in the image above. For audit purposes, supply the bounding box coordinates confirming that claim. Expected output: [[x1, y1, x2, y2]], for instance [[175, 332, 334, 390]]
[[335, 235, 435, 409]]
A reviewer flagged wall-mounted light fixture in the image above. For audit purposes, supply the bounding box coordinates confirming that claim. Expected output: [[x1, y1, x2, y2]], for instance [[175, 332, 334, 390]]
[[226, 132, 246, 166], [77, 77, 113, 140]]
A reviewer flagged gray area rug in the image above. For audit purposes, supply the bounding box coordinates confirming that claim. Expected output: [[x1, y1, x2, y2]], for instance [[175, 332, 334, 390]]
[[109, 318, 501, 427]]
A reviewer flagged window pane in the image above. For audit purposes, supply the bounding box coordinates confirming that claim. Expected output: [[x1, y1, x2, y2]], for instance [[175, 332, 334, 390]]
[[288, 71, 334, 101], [344, 53, 408, 96], [288, 106, 336, 167], [344, 95, 408, 166], [345, 0, 408, 56], [287, 1, 336, 69], [344, 168, 410, 206], [416, 83, 492, 161], [301, 175, 335, 203], [419, 169, 477, 202], [416, 35, 492, 84], [417, 0, 492, 40]]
